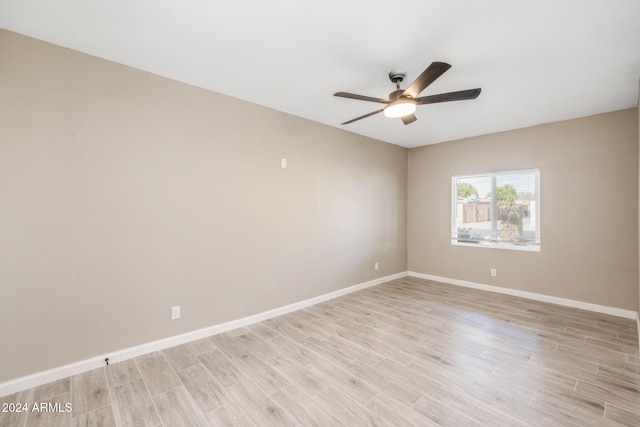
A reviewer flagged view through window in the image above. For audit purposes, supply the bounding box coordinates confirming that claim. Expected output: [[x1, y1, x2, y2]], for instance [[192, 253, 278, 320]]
[[451, 169, 540, 251]]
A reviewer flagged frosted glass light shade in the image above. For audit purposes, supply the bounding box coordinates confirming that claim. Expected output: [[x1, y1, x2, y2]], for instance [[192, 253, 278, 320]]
[[384, 98, 417, 118]]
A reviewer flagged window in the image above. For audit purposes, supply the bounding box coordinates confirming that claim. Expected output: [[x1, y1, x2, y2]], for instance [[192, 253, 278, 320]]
[[451, 169, 540, 251]]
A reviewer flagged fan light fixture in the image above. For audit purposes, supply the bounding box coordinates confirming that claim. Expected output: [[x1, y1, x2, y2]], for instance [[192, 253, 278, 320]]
[[383, 98, 417, 118], [335, 62, 481, 126]]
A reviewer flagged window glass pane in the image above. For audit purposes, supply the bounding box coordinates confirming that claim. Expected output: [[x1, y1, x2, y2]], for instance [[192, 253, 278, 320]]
[[454, 175, 492, 243], [495, 172, 537, 245]]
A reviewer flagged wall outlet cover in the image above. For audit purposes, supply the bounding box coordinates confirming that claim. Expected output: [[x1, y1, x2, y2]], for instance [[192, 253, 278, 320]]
[[171, 306, 181, 320]]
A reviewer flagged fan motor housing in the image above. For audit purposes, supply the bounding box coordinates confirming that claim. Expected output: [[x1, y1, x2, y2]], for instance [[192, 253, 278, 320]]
[[388, 89, 405, 101]]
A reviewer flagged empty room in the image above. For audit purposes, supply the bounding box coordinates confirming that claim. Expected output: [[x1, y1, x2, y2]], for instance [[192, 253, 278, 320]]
[[1, 1, 640, 426]]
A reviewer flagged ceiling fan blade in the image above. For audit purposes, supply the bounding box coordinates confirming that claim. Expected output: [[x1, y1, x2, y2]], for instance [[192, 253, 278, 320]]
[[414, 88, 481, 105], [401, 114, 418, 125], [334, 92, 389, 104], [341, 109, 384, 125], [403, 62, 451, 99]]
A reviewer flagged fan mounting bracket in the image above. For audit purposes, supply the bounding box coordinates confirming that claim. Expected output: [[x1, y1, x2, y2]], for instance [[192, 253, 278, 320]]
[[388, 70, 407, 84]]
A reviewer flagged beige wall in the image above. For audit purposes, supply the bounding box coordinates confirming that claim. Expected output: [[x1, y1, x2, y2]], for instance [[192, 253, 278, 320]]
[[0, 30, 408, 382], [408, 109, 639, 311], [2, 27, 638, 384]]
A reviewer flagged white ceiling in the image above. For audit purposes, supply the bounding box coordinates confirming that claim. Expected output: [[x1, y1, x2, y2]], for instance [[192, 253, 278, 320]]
[[1, 0, 639, 148]]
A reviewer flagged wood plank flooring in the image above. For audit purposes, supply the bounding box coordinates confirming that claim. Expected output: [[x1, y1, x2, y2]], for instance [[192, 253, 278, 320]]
[[2, 277, 639, 426]]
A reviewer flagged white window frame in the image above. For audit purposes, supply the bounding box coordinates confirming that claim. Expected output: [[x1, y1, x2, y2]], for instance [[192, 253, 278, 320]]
[[451, 168, 540, 252]]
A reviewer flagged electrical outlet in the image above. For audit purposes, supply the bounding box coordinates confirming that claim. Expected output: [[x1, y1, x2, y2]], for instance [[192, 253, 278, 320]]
[[281, 158, 287, 168], [490, 268, 497, 277], [171, 306, 181, 320], [375, 262, 379, 270]]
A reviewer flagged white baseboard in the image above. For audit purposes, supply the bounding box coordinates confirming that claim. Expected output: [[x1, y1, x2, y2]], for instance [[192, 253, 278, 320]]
[[407, 271, 639, 320], [0, 271, 407, 398], [3, 270, 636, 397]]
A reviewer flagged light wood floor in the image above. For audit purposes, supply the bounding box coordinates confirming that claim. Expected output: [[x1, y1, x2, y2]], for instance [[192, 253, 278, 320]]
[[2, 277, 639, 426]]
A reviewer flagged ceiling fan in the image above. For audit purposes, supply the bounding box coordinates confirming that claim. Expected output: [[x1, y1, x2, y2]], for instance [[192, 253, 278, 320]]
[[334, 61, 481, 125]]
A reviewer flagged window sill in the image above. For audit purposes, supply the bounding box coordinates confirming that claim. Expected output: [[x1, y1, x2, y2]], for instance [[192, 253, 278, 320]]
[[451, 240, 540, 252]]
